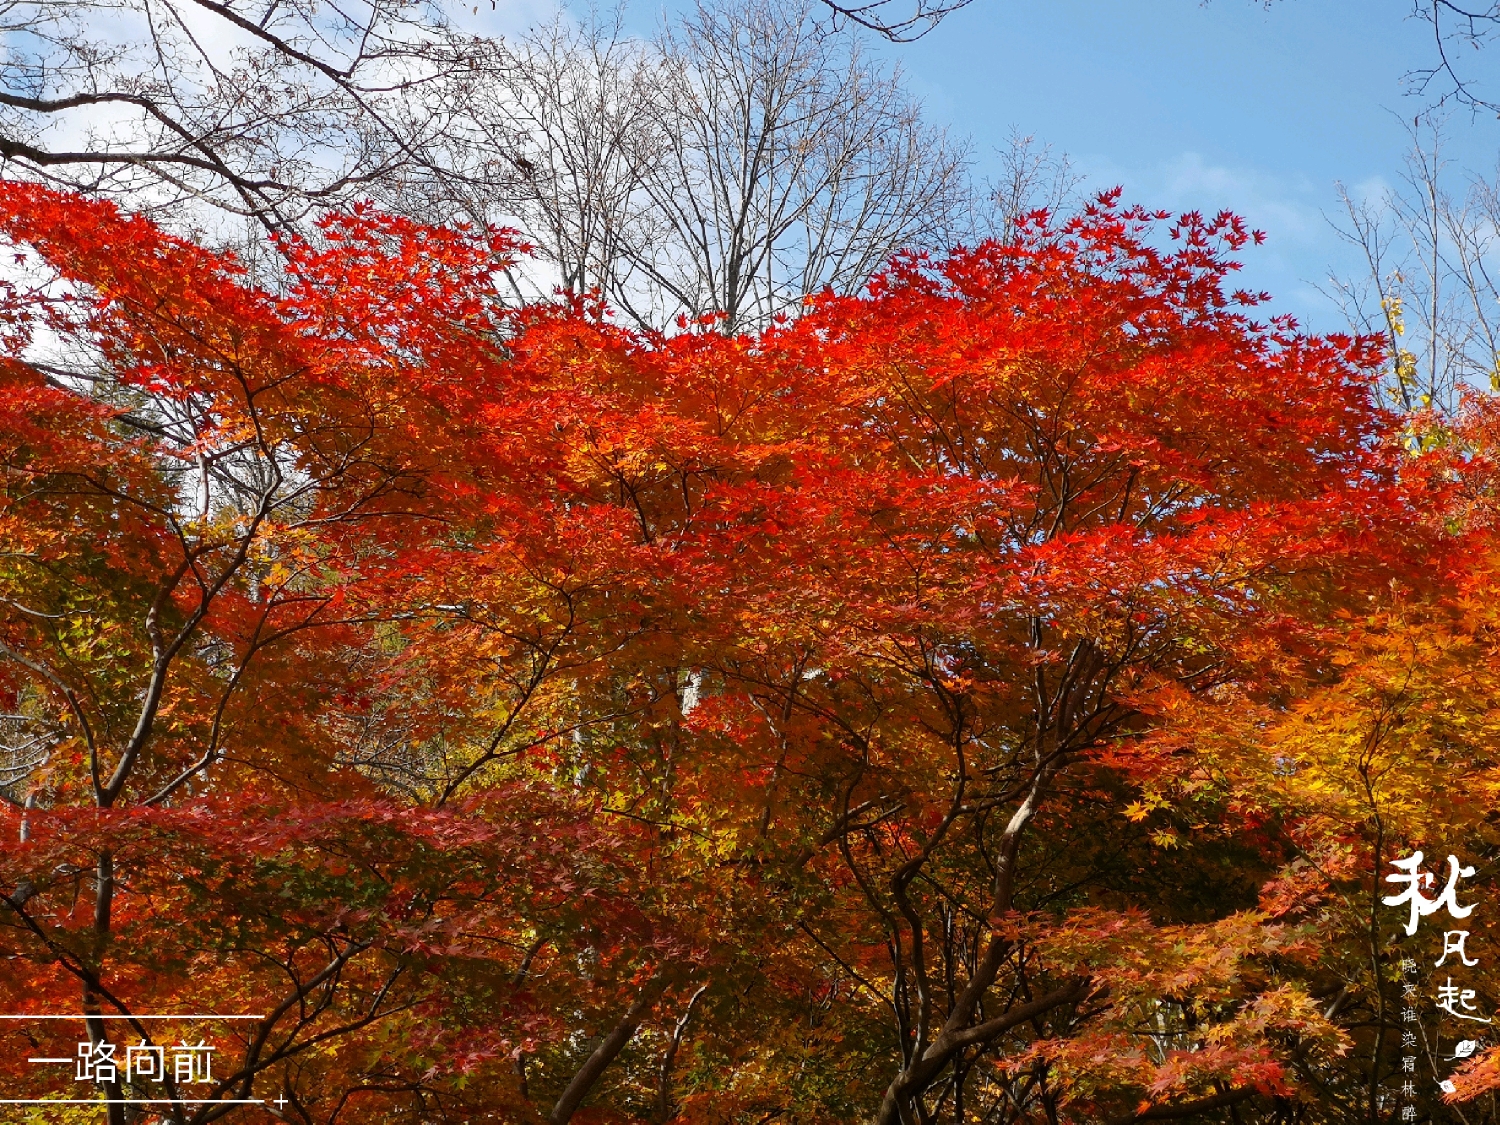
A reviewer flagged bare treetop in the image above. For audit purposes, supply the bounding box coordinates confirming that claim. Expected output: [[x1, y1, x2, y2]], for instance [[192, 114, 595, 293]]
[[437, 0, 975, 331], [0, 0, 498, 228], [1323, 117, 1500, 413], [1, 0, 988, 328]]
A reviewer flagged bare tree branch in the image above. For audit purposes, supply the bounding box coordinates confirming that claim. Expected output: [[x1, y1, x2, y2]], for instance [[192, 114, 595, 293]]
[[0, 0, 504, 230]]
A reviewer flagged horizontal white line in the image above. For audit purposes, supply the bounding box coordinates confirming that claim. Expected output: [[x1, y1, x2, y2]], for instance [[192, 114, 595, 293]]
[[25, 1057, 72, 1063], [0, 1020, 261, 1026], [0, 1100, 264, 1105]]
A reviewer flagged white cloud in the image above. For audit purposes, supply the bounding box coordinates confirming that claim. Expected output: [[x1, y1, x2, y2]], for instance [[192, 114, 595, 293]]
[[1107, 152, 1327, 245]]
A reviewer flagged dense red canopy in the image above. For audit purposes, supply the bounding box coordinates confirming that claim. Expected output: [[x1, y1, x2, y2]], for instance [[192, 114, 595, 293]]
[[1, 182, 1486, 1125]]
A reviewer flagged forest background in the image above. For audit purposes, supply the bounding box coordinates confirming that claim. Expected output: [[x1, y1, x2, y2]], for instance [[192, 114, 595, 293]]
[[6, 1, 1500, 1123]]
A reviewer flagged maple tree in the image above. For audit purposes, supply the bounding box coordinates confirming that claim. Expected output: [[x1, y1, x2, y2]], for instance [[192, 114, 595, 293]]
[[0, 180, 1475, 1124], [1174, 392, 1500, 1125]]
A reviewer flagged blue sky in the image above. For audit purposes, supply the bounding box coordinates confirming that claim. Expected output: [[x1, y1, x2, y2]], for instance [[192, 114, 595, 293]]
[[879, 0, 1499, 331]]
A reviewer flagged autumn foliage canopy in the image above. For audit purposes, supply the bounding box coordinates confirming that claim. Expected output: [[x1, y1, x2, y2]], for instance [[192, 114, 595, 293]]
[[4, 182, 1500, 1124]]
